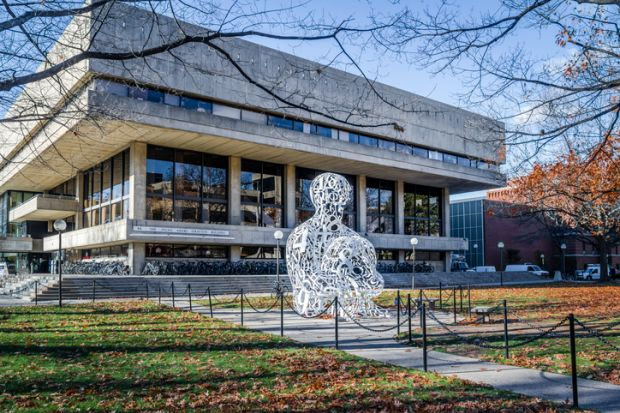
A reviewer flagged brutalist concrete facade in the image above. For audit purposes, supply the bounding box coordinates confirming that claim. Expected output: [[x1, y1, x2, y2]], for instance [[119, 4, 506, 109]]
[[0, 4, 505, 274]]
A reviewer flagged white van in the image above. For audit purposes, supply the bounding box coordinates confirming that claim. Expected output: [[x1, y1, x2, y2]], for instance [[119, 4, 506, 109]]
[[467, 266, 497, 273], [581, 265, 601, 280], [505, 264, 549, 277]]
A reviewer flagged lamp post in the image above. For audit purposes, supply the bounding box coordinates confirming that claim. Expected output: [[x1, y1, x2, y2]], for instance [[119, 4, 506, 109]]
[[53, 219, 67, 307], [274, 230, 284, 294], [497, 241, 505, 286], [540, 253, 545, 269], [473, 243, 478, 270], [560, 243, 567, 277], [410, 237, 418, 290]]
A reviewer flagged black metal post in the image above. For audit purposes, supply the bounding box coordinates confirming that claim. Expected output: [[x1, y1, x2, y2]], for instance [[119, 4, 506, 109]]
[[468, 284, 472, 318], [419, 289, 423, 305], [158, 284, 161, 305], [422, 303, 428, 372], [240, 289, 244, 326], [503, 299, 509, 359], [34, 281, 38, 306], [459, 285, 463, 312], [171, 282, 175, 308], [334, 296, 339, 349], [452, 287, 457, 324], [569, 314, 579, 408], [208, 287, 213, 317], [280, 291, 284, 337], [407, 294, 412, 344], [396, 290, 401, 336], [188, 284, 192, 312], [439, 282, 442, 309], [92, 280, 96, 303], [146, 283, 149, 300]]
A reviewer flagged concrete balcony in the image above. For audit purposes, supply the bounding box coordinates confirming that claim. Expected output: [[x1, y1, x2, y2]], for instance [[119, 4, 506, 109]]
[[0, 236, 43, 253], [9, 194, 78, 222]]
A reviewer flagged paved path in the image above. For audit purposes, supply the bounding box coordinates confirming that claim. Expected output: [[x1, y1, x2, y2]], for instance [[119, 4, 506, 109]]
[[169, 299, 620, 412]]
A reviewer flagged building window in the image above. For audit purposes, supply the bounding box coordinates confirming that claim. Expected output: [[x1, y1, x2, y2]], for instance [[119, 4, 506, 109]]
[[405, 250, 442, 262], [366, 178, 394, 234], [240, 246, 284, 259], [359, 134, 378, 148], [49, 178, 76, 197], [146, 145, 227, 224], [268, 115, 303, 132], [442, 153, 457, 164], [378, 139, 396, 151], [413, 146, 429, 158], [376, 250, 396, 260], [241, 159, 283, 227], [295, 167, 356, 228], [404, 183, 442, 237], [310, 124, 332, 138], [180, 97, 212, 113], [146, 243, 227, 259], [82, 149, 130, 228]]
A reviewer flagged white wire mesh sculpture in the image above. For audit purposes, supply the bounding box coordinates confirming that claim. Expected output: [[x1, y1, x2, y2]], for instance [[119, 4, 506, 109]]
[[286, 172, 387, 318]]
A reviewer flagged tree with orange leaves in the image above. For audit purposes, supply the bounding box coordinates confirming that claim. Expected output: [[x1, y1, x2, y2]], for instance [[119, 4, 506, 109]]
[[505, 137, 620, 280]]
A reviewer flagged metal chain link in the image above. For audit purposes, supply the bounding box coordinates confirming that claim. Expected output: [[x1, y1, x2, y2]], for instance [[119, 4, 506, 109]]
[[338, 304, 421, 333], [241, 292, 280, 313], [575, 318, 620, 352], [284, 296, 335, 319]]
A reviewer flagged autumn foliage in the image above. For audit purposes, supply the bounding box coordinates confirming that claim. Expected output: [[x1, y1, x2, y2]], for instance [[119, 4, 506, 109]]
[[500, 137, 620, 278]]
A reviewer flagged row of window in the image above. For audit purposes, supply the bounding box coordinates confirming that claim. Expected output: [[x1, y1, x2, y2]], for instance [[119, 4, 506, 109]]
[[146, 243, 228, 259], [82, 150, 130, 228], [98, 79, 500, 172]]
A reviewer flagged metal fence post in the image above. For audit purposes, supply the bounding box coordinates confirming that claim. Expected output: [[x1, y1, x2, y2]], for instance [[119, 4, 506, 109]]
[[240, 289, 244, 326], [158, 284, 161, 305], [171, 282, 175, 308], [407, 294, 412, 344], [208, 287, 213, 317], [92, 280, 96, 303], [34, 281, 38, 306], [422, 303, 428, 372], [569, 314, 579, 408], [396, 290, 401, 336], [439, 282, 443, 309], [280, 291, 284, 337], [468, 284, 472, 317], [334, 296, 339, 349], [146, 283, 149, 300], [460, 285, 464, 312], [188, 284, 192, 312], [452, 287, 457, 324], [503, 299, 509, 359]]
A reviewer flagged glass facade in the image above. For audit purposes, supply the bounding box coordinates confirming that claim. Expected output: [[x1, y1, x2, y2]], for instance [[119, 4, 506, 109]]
[[240, 246, 284, 259], [240, 159, 283, 227], [83, 149, 130, 228], [366, 178, 394, 234], [146, 145, 227, 224], [404, 184, 443, 237], [450, 199, 484, 267], [295, 167, 356, 228], [145, 243, 228, 259]]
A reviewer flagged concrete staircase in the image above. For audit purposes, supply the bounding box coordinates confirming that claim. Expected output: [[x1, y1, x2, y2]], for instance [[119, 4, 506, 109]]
[[383, 271, 547, 288], [0, 274, 57, 299], [34, 275, 293, 301]]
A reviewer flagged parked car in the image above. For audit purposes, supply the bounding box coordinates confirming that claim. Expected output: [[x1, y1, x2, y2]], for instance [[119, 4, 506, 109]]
[[505, 264, 550, 277], [466, 266, 497, 273], [451, 261, 469, 272], [578, 265, 601, 280]]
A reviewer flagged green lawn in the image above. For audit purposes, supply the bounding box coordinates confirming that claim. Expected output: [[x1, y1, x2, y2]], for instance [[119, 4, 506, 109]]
[[0, 301, 575, 412]]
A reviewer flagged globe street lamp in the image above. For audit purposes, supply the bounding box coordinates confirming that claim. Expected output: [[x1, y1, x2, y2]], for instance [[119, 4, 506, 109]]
[[497, 241, 505, 287], [274, 230, 284, 294], [540, 253, 545, 269], [473, 243, 479, 270], [410, 237, 418, 289], [560, 243, 567, 277], [53, 219, 67, 307]]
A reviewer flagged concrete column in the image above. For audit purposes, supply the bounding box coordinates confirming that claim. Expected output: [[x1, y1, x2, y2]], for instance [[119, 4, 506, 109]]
[[128, 242, 145, 275], [396, 180, 405, 235], [357, 175, 366, 233], [285, 164, 296, 228], [228, 156, 241, 225], [74, 172, 84, 229], [443, 187, 452, 272], [398, 250, 406, 264], [129, 142, 147, 220], [230, 245, 241, 262]]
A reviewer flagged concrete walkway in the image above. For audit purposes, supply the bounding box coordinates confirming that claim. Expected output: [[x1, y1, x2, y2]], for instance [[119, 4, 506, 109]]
[[170, 299, 620, 412]]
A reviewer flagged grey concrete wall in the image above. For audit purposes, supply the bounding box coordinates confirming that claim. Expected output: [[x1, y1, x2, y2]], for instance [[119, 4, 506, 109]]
[[86, 3, 504, 163], [129, 142, 147, 220], [228, 157, 241, 225]]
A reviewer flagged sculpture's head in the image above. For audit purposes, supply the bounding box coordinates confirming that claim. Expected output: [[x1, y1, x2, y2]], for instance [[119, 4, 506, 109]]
[[310, 173, 352, 214]]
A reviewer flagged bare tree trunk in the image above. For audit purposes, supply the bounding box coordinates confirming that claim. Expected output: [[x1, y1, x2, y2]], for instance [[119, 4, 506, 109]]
[[598, 238, 610, 282]]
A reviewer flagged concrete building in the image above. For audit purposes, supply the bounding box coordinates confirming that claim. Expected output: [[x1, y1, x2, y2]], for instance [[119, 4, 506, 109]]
[[0, 4, 505, 275]]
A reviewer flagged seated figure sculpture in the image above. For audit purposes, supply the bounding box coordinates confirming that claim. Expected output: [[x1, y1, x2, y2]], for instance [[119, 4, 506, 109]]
[[286, 173, 387, 318]]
